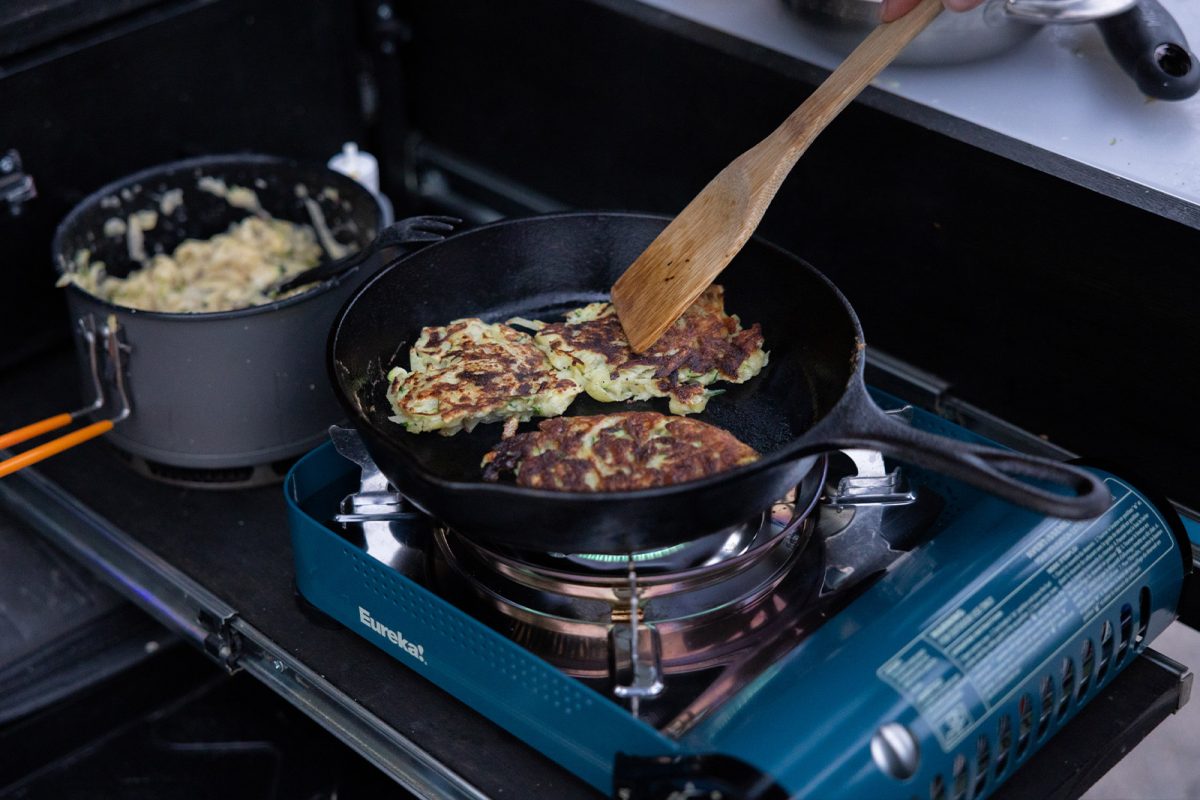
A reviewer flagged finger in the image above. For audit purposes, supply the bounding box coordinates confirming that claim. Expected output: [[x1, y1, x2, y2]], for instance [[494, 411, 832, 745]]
[[882, 0, 984, 22], [879, 0, 923, 22]]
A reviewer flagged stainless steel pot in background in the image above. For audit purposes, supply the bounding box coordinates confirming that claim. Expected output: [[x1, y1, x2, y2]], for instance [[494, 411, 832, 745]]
[[783, 0, 1199, 99], [785, 0, 1046, 64]]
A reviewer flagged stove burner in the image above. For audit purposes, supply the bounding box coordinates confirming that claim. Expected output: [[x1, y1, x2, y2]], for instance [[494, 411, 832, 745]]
[[113, 447, 296, 489], [491, 464, 826, 576], [566, 542, 690, 565], [542, 515, 764, 574], [430, 457, 829, 687]]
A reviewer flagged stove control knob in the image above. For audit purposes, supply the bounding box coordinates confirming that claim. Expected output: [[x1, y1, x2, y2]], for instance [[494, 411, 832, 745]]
[[871, 722, 920, 780]]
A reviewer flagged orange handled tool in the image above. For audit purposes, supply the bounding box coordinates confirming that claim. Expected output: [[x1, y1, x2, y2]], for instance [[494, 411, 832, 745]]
[[0, 413, 74, 451], [1, 316, 132, 478], [0, 413, 115, 478]]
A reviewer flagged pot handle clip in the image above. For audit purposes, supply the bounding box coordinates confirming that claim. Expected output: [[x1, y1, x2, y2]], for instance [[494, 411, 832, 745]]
[[0, 317, 130, 479], [269, 215, 460, 296]]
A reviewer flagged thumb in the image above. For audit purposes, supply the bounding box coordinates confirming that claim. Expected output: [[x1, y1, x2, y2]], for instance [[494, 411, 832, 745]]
[[879, 0, 924, 22]]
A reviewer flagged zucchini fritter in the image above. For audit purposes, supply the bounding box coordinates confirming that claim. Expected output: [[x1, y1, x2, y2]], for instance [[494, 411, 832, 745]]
[[527, 285, 767, 415], [481, 412, 758, 491], [386, 318, 581, 435]]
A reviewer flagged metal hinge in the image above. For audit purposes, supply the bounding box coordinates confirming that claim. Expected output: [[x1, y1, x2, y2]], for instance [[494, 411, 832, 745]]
[[1, 149, 37, 216], [197, 609, 243, 673], [371, 2, 412, 53]]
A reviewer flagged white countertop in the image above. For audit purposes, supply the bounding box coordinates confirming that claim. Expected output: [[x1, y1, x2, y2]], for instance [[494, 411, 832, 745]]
[[635, 0, 1200, 210]]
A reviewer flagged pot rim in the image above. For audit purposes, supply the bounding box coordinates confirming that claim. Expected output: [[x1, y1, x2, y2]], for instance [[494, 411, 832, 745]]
[[52, 152, 386, 322]]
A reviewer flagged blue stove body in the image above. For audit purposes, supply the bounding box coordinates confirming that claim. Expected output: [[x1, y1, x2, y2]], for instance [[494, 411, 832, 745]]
[[286, 396, 1191, 799]]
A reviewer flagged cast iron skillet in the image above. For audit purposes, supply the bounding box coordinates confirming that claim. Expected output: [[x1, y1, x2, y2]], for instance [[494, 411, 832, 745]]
[[329, 212, 1110, 553]]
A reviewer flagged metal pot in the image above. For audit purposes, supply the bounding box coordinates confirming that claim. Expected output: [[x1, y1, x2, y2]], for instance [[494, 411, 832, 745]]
[[785, 0, 1046, 64], [7, 154, 388, 478], [783, 0, 1199, 99]]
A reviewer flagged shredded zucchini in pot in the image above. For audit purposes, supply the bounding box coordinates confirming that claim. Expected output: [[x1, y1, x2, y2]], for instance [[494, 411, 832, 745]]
[[60, 215, 324, 313]]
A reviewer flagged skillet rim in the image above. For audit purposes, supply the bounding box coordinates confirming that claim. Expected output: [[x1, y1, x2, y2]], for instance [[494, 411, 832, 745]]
[[327, 210, 866, 502]]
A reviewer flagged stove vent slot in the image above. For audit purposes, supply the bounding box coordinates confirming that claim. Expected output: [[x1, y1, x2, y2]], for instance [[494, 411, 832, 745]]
[[950, 753, 968, 800], [1135, 586, 1152, 648], [1097, 620, 1114, 682], [1077, 639, 1095, 699], [994, 713, 1012, 776], [1016, 693, 1033, 758], [144, 460, 254, 484], [929, 773, 945, 800], [1037, 674, 1055, 740], [1117, 602, 1133, 665], [1057, 657, 1075, 719], [973, 734, 990, 796]]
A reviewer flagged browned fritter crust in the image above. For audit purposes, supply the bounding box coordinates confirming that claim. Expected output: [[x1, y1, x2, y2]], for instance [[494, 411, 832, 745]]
[[481, 411, 758, 491], [532, 285, 767, 414], [386, 318, 580, 435], [405, 320, 571, 418]]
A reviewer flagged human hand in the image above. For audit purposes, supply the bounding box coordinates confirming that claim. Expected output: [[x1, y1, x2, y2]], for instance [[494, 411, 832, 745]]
[[879, 0, 985, 23]]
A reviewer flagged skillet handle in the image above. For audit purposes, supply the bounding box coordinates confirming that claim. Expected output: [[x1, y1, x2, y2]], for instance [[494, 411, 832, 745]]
[[825, 398, 1112, 520]]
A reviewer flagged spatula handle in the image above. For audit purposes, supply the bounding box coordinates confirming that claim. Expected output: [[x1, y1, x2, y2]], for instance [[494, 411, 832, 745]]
[[778, 0, 943, 158], [610, 0, 943, 353]]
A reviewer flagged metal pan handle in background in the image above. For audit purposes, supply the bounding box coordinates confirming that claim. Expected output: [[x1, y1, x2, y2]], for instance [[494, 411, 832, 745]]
[[1004, 0, 1136, 24], [1005, 0, 1198, 100], [811, 383, 1112, 519], [271, 215, 461, 295], [1096, 0, 1200, 101], [0, 317, 129, 479]]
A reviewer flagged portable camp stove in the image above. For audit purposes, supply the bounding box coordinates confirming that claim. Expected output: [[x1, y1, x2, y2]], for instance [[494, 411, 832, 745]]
[[286, 397, 1191, 799]]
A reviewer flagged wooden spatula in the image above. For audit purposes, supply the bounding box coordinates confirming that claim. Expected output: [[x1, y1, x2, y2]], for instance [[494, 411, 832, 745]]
[[611, 0, 943, 352]]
